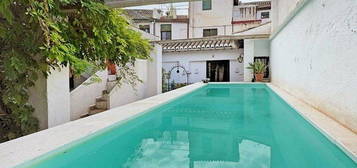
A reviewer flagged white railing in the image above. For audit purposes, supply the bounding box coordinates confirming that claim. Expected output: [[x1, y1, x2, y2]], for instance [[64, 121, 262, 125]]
[[233, 5, 258, 22]]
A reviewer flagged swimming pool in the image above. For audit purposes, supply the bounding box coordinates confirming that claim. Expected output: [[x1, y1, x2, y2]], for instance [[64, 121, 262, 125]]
[[16, 84, 356, 168]]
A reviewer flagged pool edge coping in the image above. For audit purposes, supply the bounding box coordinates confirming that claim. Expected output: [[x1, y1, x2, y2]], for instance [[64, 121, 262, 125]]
[[266, 83, 357, 163], [210, 82, 357, 162], [209, 82, 357, 163], [0, 82, 207, 168], [1, 82, 356, 167]]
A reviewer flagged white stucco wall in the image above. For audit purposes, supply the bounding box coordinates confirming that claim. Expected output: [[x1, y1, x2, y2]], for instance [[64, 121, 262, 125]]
[[243, 40, 255, 82], [69, 29, 162, 120], [189, 0, 234, 38], [244, 39, 271, 82], [29, 66, 71, 129], [233, 22, 261, 34], [135, 22, 188, 40], [271, 0, 301, 32], [270, 0, 357, 132], [163, 49, 244, 83], [109, 44, 163, 108], [191, 25, 233, 38], [28, 74, 48, 130], [109, 60, 147, 108], [46, 66, 71, 128], [145, 44, 163, 97], [70, 71, 108, 120], [154, 22, 188, 40]]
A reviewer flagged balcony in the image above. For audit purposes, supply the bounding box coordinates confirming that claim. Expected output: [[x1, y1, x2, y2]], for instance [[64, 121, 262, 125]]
[[232, 5, 260, 23]]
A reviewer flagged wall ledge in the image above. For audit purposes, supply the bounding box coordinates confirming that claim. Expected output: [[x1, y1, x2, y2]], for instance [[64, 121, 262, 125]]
[[0, 82, 206, 168], [267, 83, 357, 163]]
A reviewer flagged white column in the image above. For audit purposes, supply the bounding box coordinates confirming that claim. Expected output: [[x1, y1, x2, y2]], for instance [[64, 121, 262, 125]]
[[47, 66, 71, 128], [244, 39, 255, 82], [29, 66, 71, 130]]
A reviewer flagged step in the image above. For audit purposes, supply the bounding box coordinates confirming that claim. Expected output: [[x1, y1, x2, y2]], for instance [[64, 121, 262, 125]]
[[88, 108, 106, 115], [89, 104, 97, 110], [107, 75, 117, 82], [96, 96, 108, 102], [95, 100, 108, 109], [80, 113, 90, 118], [102, 90, 109, 95]]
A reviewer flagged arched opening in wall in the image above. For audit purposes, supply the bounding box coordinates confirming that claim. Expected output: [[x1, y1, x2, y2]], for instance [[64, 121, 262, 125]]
[[166, 64, 191, 91]]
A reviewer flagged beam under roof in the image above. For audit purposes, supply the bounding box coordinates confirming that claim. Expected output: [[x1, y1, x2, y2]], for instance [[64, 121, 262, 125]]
[[105, 0, 199, 8]]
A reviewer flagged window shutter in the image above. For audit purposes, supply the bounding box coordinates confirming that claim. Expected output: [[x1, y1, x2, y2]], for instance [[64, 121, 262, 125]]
[[202, 0, 212, 10]]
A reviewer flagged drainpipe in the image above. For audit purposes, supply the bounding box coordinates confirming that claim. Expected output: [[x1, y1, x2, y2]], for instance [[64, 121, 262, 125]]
[[187, 22, 190, 39], [153, 20, 156, 37]]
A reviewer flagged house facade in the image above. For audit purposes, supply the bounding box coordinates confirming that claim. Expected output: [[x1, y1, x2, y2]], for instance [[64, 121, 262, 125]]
[[125, 9, 189, 40], [189, 0, 271, 38], [157, 0, 272, 87]]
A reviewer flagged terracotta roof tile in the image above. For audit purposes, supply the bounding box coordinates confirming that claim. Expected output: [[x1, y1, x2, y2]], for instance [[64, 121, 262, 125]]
[[124, 9, 154, 20]]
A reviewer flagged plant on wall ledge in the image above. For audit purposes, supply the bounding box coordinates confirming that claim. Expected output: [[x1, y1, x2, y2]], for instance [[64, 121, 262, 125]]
[[0, 0, 152, 142], [247, 60, 267, 82]]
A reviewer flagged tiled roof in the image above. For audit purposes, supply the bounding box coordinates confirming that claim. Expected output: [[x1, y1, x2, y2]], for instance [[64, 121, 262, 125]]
[[240, 0, 271, 9], [162, 39, 235, 53], [158, 15, 189, 23], [240, 0, 271, 7], [124, 9, 154, 20]]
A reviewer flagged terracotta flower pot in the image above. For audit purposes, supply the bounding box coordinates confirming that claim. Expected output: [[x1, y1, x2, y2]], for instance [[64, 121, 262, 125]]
[[106, 61, 117, 75], [255, 73, 264, 82]]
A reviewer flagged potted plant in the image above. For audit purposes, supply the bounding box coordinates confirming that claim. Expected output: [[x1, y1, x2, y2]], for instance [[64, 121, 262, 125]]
[[247, 60, 267, 82]]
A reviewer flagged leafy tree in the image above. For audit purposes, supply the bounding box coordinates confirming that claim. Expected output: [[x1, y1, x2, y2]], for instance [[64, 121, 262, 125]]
[[0, 0, 152, 142]]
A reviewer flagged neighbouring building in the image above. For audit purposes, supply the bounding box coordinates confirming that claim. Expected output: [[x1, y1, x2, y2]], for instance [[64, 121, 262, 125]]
[[125, 9, 189, 40], [189, 0, 271, 38], [158, 0, 271, 89], [162, 38, 245, 85]]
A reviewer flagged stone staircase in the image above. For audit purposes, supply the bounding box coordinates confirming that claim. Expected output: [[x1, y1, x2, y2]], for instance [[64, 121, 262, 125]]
[[81, 76, 117, 118]]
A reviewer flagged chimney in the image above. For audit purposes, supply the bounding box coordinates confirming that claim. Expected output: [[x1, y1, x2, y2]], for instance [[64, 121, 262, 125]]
[[168, 4, 177, 19], [153, 8, 162, 19]]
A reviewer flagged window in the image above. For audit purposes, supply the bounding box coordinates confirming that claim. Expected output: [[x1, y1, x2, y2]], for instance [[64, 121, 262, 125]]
[[238, 39, 244, 49], [203, 29, 218, 37], [233, 0, 239, 6], [261, 12, 270, 19], [202, 0, 212, 10], [161, 24, 172, 40], [139, 25, 150, 33]]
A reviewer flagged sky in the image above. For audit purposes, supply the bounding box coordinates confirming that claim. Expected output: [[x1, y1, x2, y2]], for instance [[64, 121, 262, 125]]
[[126, 0, 264, 15]]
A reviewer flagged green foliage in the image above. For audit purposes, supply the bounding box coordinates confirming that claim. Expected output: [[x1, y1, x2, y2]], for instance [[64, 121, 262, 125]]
[[0, 0, 151, 142], [247, 60, 267, 74]]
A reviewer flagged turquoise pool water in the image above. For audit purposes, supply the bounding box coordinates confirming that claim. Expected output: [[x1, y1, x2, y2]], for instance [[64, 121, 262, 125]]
[[18, 84, 356, 168]]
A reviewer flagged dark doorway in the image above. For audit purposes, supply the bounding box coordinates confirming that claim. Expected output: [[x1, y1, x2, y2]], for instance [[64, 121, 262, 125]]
[[207, 60, 230, 82]]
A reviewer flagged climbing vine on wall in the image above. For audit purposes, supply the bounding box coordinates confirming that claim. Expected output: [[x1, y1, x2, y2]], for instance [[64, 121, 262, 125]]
[[0, 0, 152, 142]]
